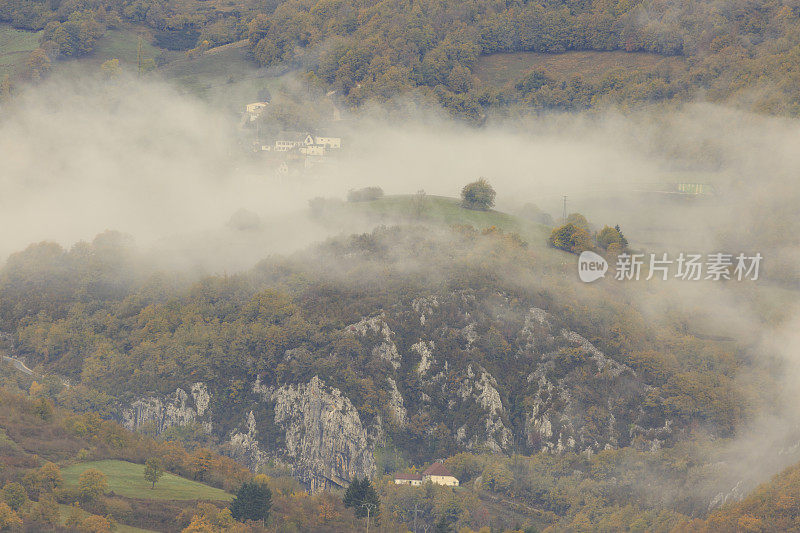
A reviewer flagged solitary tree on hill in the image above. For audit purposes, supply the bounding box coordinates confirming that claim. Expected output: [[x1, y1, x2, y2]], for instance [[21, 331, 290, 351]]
[[461, 178, 496, 211], [144, 458, 164, 490]]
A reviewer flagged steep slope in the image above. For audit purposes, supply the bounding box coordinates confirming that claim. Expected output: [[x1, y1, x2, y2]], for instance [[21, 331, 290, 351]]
[[0, 215, 748, 495]]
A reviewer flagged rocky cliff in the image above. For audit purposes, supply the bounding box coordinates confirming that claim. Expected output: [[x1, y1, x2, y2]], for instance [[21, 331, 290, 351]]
[[115, 288, 671, 490]]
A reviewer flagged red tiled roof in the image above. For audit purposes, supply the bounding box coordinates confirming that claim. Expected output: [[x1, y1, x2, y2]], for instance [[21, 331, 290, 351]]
[[423, 462, 453, 477], [394, 473, 422, 480]]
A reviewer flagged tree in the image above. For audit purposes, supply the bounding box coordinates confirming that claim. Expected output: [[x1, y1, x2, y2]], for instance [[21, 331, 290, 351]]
[[2, 482, 27, 511], [596, 225, 624, 250], [101, 58, 121, 78], [24, 48, 50, 80], [189, 448, 213, 481], [81, 514, 113, 533], [144, 457, 164, 489], [461, 179, 496, 211], [0, 502, 22, 531], [566, 213, 590, 232], [413, 189, 428, 218], [481, 462, 513, 493], [78, 468, 108, 502], [230, 481, 272, 523], [0, 74, 11, 102], [343, 478, 381, 523], [548, 223, 593, 254], [38, 462, 63, 493], [434, 515, 454, 533]]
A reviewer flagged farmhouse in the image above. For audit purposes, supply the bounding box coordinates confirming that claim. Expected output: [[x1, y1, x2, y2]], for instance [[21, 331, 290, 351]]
[[422, 462, 459, 486], [393, 462, 459, 487], [393, 473, 422, 486]]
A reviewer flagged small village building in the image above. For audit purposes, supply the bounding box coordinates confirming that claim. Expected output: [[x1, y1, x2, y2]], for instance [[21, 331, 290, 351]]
[[394, 462, 459, 487], [300, 144, 325, 156], [393, 473, 423, 486], [314, 136, 341, 149], [244, 102, 269, 122], [422, 462, 459, 486]]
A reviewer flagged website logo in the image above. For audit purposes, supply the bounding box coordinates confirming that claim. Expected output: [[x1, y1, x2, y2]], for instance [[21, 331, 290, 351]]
[[578, 251, 608, 283]]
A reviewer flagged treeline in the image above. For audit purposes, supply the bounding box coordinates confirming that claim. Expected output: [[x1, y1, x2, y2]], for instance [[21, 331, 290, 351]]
[[244, 0, 800, 116], [4, 0, 800, 116]]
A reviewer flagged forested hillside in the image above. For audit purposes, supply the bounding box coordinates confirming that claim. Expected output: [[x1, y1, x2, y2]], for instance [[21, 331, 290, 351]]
[[0, 204, 786, 529], [4, 0, 800, 117]]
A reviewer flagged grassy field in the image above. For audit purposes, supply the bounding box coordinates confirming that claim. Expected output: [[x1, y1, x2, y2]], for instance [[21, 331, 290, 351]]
[[61, 460, 232, 501], [346, 195, 552, 244], [156, 41, 281, 107], [0, 24, 41, 78], [473, 50, 686, 88], [88, 27, 164, 67]]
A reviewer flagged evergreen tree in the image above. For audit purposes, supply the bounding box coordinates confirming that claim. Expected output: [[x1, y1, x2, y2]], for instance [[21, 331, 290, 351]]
[[343, 478, 380, 521], [230, 481, 272, 523]]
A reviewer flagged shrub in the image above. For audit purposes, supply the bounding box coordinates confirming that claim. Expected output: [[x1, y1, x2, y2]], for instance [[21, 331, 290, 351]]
[[549, 223, 593, 254], [461, 178, 496, 210], [597, 225, 628, 250]]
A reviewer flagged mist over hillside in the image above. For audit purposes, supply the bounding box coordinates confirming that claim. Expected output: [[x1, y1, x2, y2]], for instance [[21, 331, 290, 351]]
[[2, 65, 800, 531]]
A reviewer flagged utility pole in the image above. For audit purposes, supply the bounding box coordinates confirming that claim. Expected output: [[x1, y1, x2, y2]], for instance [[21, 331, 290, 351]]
[[137, 36, 143, 76], [562, 195, 567, 224], [413, 503, 418, 533], [364, 503, 377, 533]]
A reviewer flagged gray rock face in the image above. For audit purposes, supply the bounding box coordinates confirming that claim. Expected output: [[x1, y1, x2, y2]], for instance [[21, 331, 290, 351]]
[[116, 292, 670, 492], [121, 382, 210, 434], [387, 378, 407, 427], [348, 314, 402, 369], [253, 375, 376, 492], [520, 307, 653, 454], [453, 365, 513, 452]]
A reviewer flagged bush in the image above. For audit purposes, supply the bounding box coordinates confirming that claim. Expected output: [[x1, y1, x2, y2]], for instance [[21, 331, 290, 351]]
[[461, 178, 496, 211], [347, 187, 384, 202], [597, 226, 628, 250], [548, 223, 593, 254]]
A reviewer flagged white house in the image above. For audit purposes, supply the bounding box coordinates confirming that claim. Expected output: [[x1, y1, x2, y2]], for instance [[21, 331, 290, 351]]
[[393, 473, 422, 486], [244, 102, 269, 122], [422, 462, 459, 486], [394, 463, 459, 487], [300, 144, 325, 156], [314, 136, 341, 149]]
